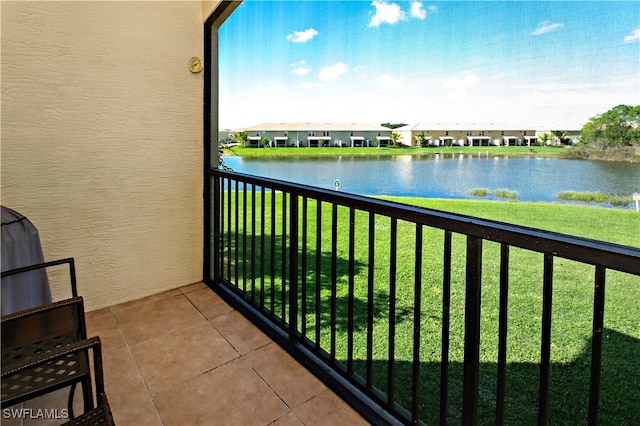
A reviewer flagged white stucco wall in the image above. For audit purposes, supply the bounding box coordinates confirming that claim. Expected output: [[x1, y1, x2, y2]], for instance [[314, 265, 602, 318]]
[[1, 1, 223, 310]]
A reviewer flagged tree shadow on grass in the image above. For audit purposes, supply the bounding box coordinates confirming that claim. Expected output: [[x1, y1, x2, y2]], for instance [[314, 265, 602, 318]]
[[219, 232, 639, 424], [345, 328, 639, 425], [221, 231, 416, 329]]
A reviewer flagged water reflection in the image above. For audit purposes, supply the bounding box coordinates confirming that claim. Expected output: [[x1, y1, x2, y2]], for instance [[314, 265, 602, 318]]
[[223, 155, 640, 207]]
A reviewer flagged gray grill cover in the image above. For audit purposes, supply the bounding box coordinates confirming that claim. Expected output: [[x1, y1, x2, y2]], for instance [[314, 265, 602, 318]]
[[1, 206, 52, 315]]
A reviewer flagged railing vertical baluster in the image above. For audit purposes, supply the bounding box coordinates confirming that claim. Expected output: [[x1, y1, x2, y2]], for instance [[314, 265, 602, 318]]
[[226, 178, 232, 281], [301, 197, 308, 338], [496, 243, 510, 425], [347, 208, 356, 375], [366, 212, 375, 388], [242, 182, 247, 293], [281, 193, 288, 322], [588, 265, 606, 426], [289, 194, 299, 343], [234, 183, 239, 289], [463, 235, 483, 426], [412, 224, 423, 424], [440, 230, 452, 426], [330, 203, 338, 360], [270, 189, 276, 317], [260, 186, 266, 309], [315, 200, 322, 349], [538, 253, 554, 425], [388, 217, 398, 405], [251, 185, 256, 301]]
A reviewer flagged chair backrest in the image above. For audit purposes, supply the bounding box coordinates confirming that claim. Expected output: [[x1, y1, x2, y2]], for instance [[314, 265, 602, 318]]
[[1, 296, 86, 351]]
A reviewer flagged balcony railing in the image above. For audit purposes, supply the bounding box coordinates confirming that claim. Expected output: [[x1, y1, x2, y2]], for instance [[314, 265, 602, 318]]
[[205, 168, 640, 425]]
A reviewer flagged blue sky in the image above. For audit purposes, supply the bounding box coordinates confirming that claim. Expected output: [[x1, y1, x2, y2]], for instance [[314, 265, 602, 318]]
[[219, 1, 639, 130]]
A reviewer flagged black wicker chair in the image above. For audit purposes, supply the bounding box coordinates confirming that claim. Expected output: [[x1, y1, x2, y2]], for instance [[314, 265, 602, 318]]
[[1, 258, 91, 417], [2, 337, 114, 426], [1, 296, 92, 416]]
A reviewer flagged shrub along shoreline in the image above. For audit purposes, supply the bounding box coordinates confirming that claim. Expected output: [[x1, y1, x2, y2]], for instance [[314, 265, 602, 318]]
[[223, 144, 639, 162], [223, 145, 569, 158]]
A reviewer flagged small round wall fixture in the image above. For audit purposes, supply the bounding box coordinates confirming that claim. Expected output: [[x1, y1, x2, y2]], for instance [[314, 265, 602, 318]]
[[189, 56, 203, 74]]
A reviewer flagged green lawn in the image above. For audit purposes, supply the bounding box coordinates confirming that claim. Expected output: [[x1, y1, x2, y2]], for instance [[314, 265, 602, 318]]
[[221, 193, 639, 424], [224, 144, 569, 158]]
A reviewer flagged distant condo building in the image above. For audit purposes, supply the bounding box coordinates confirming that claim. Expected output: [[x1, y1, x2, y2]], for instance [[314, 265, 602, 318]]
[[226, 122, 580, 147], [396, 123, 538, 147], [238, 122, 393, 147]]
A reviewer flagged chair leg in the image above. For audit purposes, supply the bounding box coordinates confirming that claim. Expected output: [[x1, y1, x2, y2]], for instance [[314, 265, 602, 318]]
[[67, 383, 77, 419], [66, 378, 93, 419], [81, 377, 93, 414]]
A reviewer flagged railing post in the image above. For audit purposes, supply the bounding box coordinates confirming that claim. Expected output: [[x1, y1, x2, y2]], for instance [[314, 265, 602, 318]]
[[289, 194, 299, 344], [463, 235, 482, 426], [211, 174, 221, 282]]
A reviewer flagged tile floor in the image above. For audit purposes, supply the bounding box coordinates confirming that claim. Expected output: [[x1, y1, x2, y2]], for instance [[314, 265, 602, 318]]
[[5, 282, 368, 426]]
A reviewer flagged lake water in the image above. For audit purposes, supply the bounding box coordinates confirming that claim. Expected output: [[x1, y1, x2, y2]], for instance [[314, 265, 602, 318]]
[[221, 154, 640, 207]]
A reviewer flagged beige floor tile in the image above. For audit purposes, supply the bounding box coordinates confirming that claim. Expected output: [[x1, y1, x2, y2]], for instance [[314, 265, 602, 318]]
[[154, 357, 289, 426], [130, 321, 239, 395], [110, 395, 162, 426], [210, 310, 271, 355], [184, 286, 235, 320], [293, 389, 368, 426], [271, 411, 305, 426], [85, 308, 127, 353], [180, 281, 207, 294], [113, 294, 205, 345], [101, 347, 150, 412], [110, 289, 182, 315], [9, 285, 364, 426], [243, 342, 326, 409]]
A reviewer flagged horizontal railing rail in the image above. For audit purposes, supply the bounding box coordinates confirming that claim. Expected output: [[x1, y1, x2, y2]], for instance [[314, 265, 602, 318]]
[[206, 168, 640, 425]]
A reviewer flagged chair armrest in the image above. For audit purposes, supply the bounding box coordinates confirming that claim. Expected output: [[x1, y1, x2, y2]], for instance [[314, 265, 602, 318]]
[[1, 257, 77, 297], [1, 296, 84, 322], [2, 336, 101, 377]]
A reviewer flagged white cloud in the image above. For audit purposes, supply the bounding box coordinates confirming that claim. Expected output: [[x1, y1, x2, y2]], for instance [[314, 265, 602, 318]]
[[290, 60, 310, 76], [291, 67, 310, 76], [443, 73, 479, 91], [532, 21, 564, 36], [319, 62, 349, 81], [410, 2, 426, 20], [378, 74, 404, 89], [286, 28, 318, 43], [369, 1, 406, 27], [623, 29, 640, 43], [442, 73, 479, 100]]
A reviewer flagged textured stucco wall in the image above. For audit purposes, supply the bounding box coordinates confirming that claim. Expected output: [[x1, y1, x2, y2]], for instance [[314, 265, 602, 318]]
[[1, 2, 217, 310]]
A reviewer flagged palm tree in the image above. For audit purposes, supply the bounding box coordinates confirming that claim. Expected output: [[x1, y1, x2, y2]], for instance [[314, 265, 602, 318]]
[[230, 130, 248, 147], [551, 130, 569, 145], [415, 133, 428, 147], [537, 133, 553, 146], [390, 132, 403, 147]]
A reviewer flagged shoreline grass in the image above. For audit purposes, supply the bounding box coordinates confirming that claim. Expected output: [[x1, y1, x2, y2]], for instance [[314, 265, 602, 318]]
[[468, 188, 488, 197], [493, 188, 518, 199], [224, 145, 570, 158], [557, 190, 633, 207]]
